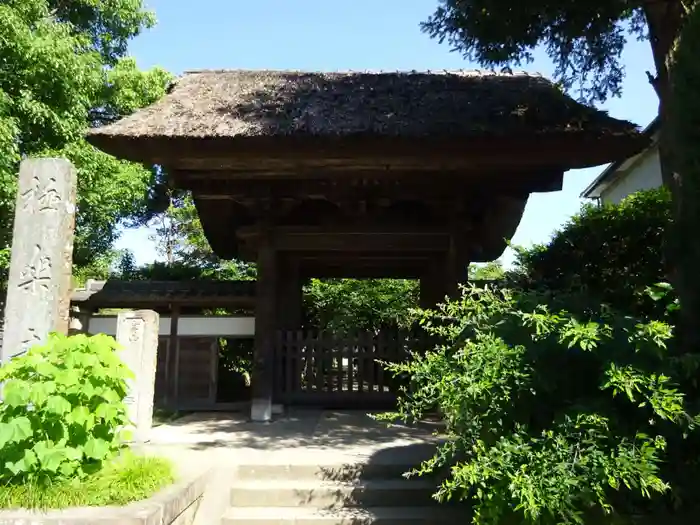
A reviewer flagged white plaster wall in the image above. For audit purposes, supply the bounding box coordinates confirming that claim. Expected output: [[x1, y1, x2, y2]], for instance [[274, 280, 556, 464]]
[[601, 147, 663, 205], [87, 316, 255, 337]]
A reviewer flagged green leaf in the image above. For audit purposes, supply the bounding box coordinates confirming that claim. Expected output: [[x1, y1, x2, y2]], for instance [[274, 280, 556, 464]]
[[80, 381, 96, 399], [98, 388, 122, 404], [66, 406, 92, 427], [45, 395, 72, 415], [83, 437, 110, 460], [0, 422, 13, 449], [55, 369, 82, 388], [95, 402, 119, 422], [6, 449, 37, 476], [64, 446, 83, 462], [35, 442, 68, 473], [29, 381, 56, 407], [35, 360, 59, 378], [3, 380, 30, 407], [0, 416, 33, 449], [11, 416, 33, 443], [59, 461, 78, 477]]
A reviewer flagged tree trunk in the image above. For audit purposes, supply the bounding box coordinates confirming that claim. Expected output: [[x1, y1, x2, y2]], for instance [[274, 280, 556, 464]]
[[643, 0, 683, 184], [667, 2, 700, 354], [644, 0, 699, 352]]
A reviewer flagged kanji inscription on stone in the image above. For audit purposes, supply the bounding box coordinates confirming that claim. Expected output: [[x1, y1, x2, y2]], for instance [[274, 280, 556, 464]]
[[17, 245, 52, 295], [116, 310, 159, 443], [1, 158, 77, 364], [20, 174, 62, 213]]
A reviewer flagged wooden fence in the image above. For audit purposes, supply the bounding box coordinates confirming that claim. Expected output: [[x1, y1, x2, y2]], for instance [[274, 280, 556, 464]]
[[275, 329, 420, 408]]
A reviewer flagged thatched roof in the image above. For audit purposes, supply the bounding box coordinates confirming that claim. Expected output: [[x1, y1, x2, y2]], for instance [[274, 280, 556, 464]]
[[87, 69, 638, 150]]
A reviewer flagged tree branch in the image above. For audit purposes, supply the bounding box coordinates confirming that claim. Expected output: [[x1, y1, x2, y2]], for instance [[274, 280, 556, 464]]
[[647, 70, 662, 97]]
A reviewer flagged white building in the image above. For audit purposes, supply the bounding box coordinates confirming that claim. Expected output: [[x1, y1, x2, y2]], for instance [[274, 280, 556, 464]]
[[581, 118, 661, 203]]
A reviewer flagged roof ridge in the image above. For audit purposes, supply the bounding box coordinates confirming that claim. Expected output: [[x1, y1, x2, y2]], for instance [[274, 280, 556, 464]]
[[181, 68, 546, 78]]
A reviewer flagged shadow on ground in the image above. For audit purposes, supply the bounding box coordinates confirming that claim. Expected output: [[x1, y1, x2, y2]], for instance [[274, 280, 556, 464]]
[[148, 409, 445, 452]]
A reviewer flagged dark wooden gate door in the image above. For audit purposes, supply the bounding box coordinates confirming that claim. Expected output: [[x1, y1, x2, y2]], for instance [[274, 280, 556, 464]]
[[275, 329, 411, 408]]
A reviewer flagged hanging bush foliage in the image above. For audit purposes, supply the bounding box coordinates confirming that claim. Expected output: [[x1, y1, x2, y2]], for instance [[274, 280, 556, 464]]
[[379, 285, 699, 525]]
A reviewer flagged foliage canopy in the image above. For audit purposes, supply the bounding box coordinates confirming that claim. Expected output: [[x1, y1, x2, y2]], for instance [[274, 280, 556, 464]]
[[422, 1, 649, 104], [0, 0, 171, 280], [509, 188, 671, 317]]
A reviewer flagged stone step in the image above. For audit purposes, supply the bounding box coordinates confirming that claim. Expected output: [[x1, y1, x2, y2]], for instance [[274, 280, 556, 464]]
[[221, 506, 467, 525], [233, 443, 442, 482], [234, 462, 438, 482], [230, 479, 439, 508]]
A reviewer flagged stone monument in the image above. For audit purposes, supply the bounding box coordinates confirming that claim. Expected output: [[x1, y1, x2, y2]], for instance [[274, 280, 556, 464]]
[[1, 158, 76, 363], [115, 310, 159, 443]]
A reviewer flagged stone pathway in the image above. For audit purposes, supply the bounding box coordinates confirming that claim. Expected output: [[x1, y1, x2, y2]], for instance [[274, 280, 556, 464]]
[[136, 409, 449, 524]]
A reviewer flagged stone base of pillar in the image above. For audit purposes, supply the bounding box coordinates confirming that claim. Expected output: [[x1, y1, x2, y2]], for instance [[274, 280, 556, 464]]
[[251, 397, 272, 422]]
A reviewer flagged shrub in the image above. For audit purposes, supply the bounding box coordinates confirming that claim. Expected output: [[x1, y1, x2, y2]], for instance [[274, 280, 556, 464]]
[[0, 333, 133, 483], [509, 188, 672, 317], [380, 285, 698, 525], [304, 278, 418, 334]]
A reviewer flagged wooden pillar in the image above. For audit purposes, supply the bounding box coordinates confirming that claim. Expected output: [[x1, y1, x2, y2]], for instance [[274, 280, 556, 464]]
[[276, 256, 303, 329], [445, 232, 470, 300], [251, 228, 278, 422], [166, 304, 179, 408], [208, 339, 218, 405], [81, 309, 94, 333], [419, 257, 446, 309]]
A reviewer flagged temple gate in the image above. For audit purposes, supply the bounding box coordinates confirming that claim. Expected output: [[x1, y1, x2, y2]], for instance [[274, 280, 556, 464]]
[[86, 69, 647, 420]]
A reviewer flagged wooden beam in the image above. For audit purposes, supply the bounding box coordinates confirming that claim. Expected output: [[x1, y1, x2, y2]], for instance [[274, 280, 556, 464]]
[[75, 297, 256, 310], [107, 133, 649, 173], [296, 249, 436, 259], [294, 251, 431, 278], [238, 226, 451, 253], [301, 265, 424, 279], [177, 169, 564, 196], [249, 234, 449, 253]]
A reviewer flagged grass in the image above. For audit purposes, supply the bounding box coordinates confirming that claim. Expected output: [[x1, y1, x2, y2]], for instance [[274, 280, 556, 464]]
[[0, 453, 175, 510]]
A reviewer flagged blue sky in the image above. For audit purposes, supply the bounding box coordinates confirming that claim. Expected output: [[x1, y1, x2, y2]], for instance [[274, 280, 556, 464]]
[[116, 0, 659, 267]]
